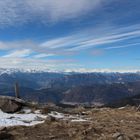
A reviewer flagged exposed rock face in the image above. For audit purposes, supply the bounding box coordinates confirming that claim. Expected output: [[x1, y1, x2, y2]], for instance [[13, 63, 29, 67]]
[[0, 96, 25, 113]]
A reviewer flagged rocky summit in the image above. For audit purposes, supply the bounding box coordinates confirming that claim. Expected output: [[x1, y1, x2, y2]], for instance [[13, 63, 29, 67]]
[[0, 105, 139, 140]]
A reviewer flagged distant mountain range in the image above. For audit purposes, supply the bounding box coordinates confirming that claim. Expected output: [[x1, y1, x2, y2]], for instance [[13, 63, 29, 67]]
[[0, 68, 140, 107]]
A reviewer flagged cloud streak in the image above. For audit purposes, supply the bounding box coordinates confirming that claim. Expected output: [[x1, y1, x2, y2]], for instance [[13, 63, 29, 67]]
[[104, 42, 140, 50], [40, 24, 140, 53], [3, 49, 31, 58], [0, 0, 104, 27], [1, 24, 140, 57], [0, 20, 140, 71]]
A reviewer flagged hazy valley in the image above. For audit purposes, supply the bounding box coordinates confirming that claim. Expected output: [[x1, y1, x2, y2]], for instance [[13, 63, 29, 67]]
[[0, 68, 140, 107]]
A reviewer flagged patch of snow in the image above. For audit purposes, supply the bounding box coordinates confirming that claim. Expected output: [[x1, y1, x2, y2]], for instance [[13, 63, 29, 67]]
[[21, 108, 32, 114], [0, 109, 90, 127], [48, 112, 65, 119], [71, 118, 88, 122], [48, 111, 89, 122], [34, 110, 41, 114], [118, 107, 126, 110], [0, 109, 47, 127]]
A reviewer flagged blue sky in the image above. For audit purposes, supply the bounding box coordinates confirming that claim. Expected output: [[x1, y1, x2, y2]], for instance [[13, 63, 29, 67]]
[[0, 0, 140, 72]]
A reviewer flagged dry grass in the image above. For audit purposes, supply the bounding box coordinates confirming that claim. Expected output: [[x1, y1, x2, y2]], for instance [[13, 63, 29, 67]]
[[4, 106, 140, 140]]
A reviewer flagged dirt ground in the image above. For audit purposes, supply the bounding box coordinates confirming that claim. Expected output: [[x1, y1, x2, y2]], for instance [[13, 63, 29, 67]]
[[3, 106, 140, 140]]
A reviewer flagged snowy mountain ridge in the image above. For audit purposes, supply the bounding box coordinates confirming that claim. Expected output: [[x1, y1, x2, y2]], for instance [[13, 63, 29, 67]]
[[0, 68, 140, 75]]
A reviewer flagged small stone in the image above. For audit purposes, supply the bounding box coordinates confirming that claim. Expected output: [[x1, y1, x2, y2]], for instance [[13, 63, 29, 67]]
[[112, 132, 122, 138], [47, 116, 56, 122], [117, 135, 124, 140]]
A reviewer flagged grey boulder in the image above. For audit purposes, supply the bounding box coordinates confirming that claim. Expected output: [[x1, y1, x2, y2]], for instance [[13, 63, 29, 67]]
[[0, 96, 25, 113]]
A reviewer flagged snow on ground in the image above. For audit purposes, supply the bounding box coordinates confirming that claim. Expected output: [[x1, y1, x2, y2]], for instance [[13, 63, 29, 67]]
[[0, 109, 89, 127], [0, 109, 47, 127], [22, 108, 32, 114], [48, 111, 89, 122], [71, 118, 89, 122], [48, 112, 65, 119]]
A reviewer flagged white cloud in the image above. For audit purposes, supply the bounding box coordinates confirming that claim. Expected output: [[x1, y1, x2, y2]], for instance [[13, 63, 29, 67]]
[[39, 25, 140, 52], [0, 24, 140, 70], [40, 35, 83, 50], [0, 57, 80, 70], [3, 49, 31, 58], [0, 57, 139, 72], [0, 24, 140, 56], [0, 0, 103, 27], [0, 41, 8, 49], [0, 40, 36, 50], [69, 30, 140, 51], [27, 0, 102, 21], [104, 42, 140, 50], [33, 53, 55, 58], [0, 58, 53, 69]]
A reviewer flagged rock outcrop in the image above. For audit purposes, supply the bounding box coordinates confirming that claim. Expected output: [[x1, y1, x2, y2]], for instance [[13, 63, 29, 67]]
[[0, 96, 25, 113]]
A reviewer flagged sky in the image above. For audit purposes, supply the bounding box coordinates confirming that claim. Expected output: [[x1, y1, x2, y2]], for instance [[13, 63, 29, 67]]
[[0, 0, 140, 72]]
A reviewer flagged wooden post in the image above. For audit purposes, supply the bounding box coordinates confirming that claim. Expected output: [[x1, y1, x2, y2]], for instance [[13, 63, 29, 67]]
[[15, 82, 20, 98]]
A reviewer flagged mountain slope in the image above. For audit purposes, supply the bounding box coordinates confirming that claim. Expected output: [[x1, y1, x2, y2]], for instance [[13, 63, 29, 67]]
[[0, 68, 140, 106]]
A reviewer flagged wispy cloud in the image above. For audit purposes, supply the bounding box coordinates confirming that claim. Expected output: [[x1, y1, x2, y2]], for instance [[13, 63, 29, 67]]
[[0, 57, 79, 70], [0, 0, 104, 27], [1, 56, 139, 73], [1, 24, 140, 55], [69, 30, 140, 51], [33, 53, 55, 58], [3, 49, 31, 58], [0, 40, 36, 50], [0, 1, 140, 71], [40, 24, 140, 53], [104, 42, 140, 50], [0, 24, 140, 70]]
